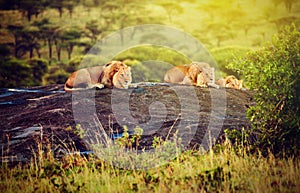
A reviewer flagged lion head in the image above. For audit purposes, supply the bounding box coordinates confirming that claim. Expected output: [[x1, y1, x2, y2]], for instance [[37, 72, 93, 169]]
[[224, 75, 243, 89], [101, 61, 132, 89], [188, 62, 212, 87]]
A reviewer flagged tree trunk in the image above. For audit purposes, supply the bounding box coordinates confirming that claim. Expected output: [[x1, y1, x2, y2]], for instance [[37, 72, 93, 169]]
[[54, 40, 61, 61], [27, 11, 32, 21], [59, 8, 63, 18], [36, 48, 41, 58], [29, 48, 33, 58], [67, 44, 74, 60], [48, 38, 52, 62]]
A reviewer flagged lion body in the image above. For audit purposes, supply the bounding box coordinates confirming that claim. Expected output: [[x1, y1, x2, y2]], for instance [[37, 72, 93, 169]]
[[216, 75, 243, 89], [164, 62, 212, 87], [64, 61, 132, 92]]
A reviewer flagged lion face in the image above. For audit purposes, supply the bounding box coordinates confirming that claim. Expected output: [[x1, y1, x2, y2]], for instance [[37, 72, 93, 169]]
[[112, 65, 132, 89], [189, 63, 212, 87], [225, 76, 243, 89], [100, 61, 132, 88]]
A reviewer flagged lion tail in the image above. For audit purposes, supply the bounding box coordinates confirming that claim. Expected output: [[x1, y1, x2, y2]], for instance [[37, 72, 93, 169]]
[[64, 76, 85, 92], [64, 82, 87, 92], [64, 78, 74, 92]]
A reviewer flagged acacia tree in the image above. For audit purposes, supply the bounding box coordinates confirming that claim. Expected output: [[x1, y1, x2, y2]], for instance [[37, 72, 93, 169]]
[[61, 28, 82, 60], [50, 0, 64, 18], [271, 0, 296, 12], [64, 0, 79, 18], [7, 24, 41, 58], [85, 20, 103, 43], [33, 19, 59, 63], [159, 2, 183, 22], [20, 26, 42, 58], [101, 0, 159, 45], [19, 0, 48, 21]]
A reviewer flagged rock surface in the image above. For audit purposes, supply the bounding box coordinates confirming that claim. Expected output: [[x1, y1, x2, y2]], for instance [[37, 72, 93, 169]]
[[0, 84, 253, 163]]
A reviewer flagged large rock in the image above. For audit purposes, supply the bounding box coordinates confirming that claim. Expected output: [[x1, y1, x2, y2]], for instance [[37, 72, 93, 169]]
[[0, 84, 253, 163]]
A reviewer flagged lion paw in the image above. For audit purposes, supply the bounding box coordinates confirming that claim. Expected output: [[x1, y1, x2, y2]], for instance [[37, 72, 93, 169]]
[[91, 83, 105, 89]]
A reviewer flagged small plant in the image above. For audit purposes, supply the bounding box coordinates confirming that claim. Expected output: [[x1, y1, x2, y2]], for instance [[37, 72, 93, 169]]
[[74, 124, 85, 139]]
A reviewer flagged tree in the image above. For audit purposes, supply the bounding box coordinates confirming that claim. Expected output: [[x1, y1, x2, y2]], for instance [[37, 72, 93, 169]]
[[64, 0, 78, 18], [272, 0, 296, 12], [100, 0, 158, 45], [50, 0, 64, 18], [283, 0, 296, 12], [7, 24, 42, 59], [159, 2, 183, 22], [203, 21, 235, 47], [62, 28, 82, 60], [20, 26, 42, 58], [85, 20, 103, 43], [32, 18, 59, 63], [19, 0, 48, 21]]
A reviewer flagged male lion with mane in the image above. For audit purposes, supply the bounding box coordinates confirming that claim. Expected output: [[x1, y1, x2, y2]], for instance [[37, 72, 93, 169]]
[[164, 62, 212, 87], [64, 61, 132, 92]]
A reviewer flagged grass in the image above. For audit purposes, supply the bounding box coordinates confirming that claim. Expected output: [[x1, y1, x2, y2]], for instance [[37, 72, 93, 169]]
[[1, 137, 299, 193]]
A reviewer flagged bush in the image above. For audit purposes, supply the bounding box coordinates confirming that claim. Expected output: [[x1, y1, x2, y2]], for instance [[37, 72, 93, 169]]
[[44, 69, 70, 85], [0, 58, 33, 87], [0, 57, 49, 87], [28, 58, 48, 84], [228, 24, 300, 156]]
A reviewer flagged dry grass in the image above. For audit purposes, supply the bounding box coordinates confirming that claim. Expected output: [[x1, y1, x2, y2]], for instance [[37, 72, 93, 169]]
[[1, 138, 299, 193]]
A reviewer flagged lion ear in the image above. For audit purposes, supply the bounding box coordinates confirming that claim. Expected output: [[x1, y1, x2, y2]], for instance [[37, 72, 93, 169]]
[[104, 62, 112, 67]]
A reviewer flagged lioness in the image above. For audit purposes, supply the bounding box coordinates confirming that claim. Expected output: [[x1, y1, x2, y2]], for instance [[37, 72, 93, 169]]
[[64, 61, 132, 92], [216, 75, 243, 89], [164, 62, 212, 87]]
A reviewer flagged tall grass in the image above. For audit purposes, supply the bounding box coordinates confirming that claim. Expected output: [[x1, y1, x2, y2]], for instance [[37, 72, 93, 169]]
[[1, 138, 299, 193]]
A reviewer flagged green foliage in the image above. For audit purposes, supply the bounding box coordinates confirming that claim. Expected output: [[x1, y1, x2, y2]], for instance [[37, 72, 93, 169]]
[[28, 58, 48, 84], [0, 58, 32, 87], [114, 45, 191, 82], [44, 68, 69, 84], [224, 128, 250, 147], [114, 45, 190, 66], [211, 46, 252, 78], [74, 124, 85, 139], [0, 57, 48, 87], [228, 24, 300, 156]]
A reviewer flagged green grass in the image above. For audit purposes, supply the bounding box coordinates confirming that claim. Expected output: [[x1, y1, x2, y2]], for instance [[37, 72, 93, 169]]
[[1, 139, 299, 193]]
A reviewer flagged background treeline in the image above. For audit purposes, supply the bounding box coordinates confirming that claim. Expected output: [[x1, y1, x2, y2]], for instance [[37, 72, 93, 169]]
[[0, 0, 299, 87]]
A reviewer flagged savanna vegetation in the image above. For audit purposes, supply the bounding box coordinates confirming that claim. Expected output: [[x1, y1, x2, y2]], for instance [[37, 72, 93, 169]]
[[1, 0, 299, 86], [0, 0, 300, 192]]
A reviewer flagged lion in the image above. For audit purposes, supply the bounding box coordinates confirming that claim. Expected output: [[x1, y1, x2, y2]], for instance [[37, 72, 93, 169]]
[[164, 62, 212, 87], [64, 61, 132, 92], [216, 75, 243, 89]]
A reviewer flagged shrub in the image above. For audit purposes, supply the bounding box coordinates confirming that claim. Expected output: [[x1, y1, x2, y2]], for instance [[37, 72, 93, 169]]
[[228, 24, 300, 156], [44, 69, 70, 85], [28, 58, 48, 84], [0, 57, 34, 87]]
